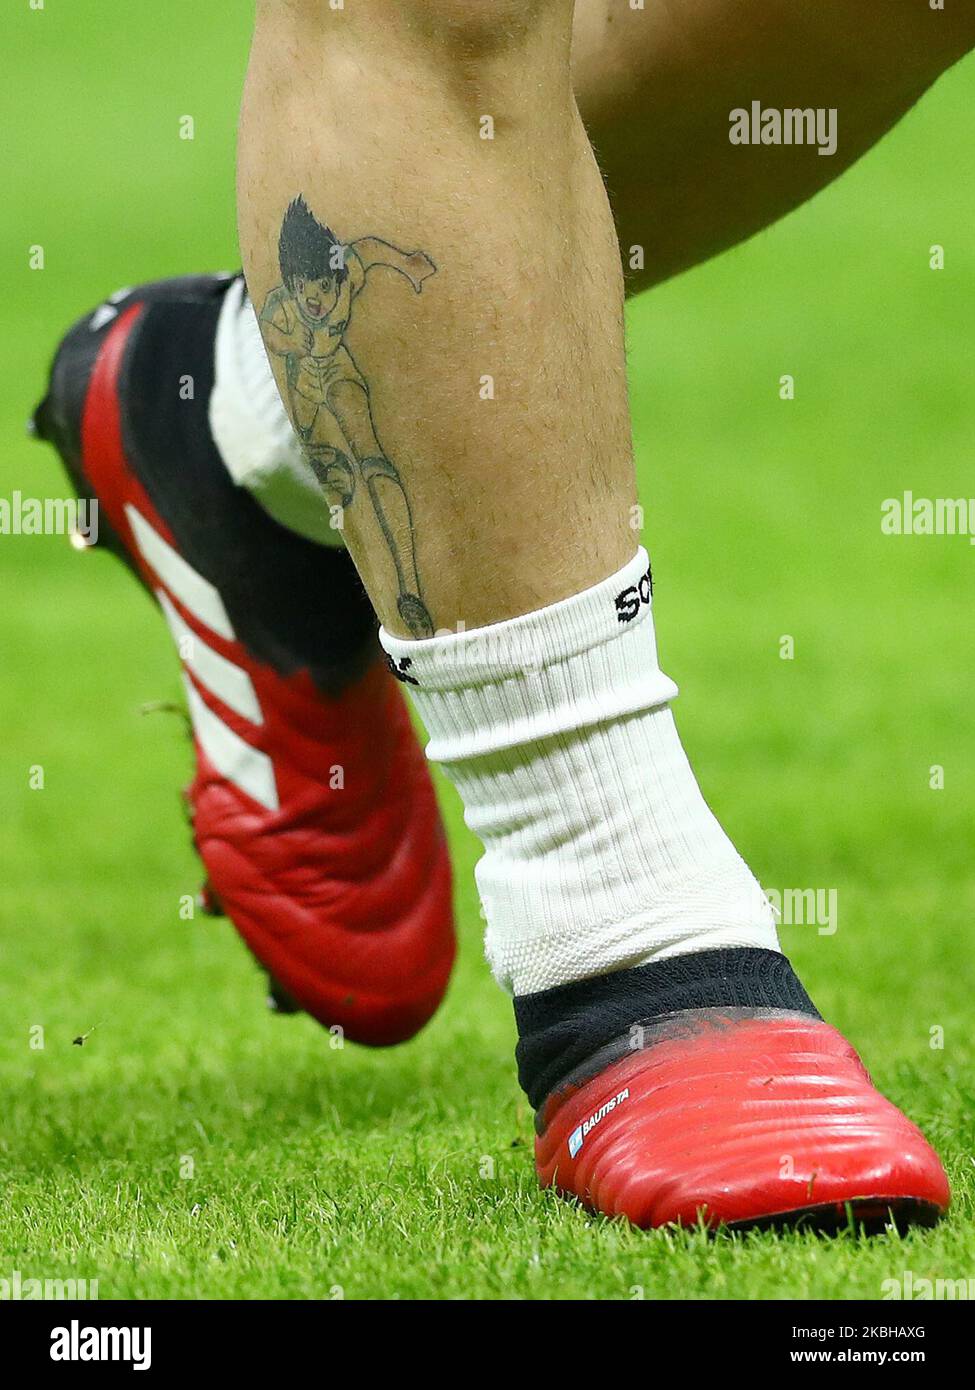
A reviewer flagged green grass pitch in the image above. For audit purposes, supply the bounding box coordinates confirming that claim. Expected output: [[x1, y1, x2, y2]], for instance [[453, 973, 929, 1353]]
[[1, 4, 973, 1299]]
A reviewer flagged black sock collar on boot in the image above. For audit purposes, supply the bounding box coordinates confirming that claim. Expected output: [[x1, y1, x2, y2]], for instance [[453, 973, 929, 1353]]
[[514, 947, 821, 1111]]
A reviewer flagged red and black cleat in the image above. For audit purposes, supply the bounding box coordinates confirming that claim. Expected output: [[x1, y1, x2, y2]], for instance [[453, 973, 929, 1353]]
[[32, 274, 455, 1046], [535, 1011, 950, 1231]]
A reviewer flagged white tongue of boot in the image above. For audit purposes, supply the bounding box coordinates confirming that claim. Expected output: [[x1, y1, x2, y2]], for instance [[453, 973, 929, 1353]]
[[208, 277, 347, 549]]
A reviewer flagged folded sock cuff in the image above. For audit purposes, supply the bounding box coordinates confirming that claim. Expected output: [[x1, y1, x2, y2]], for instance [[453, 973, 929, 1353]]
[[379, 548, 679, 761]]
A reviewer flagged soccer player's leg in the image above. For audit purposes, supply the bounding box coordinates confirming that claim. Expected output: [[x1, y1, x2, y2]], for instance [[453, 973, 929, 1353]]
[[324, 373, 431, 639], [300, 398, 357, 509], [573, 0, 975, 291], [238, 1, 948, 1226], [31, 273, 455, 1046]]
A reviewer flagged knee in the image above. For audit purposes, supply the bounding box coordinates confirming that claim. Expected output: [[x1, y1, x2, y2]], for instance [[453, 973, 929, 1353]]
[[254, 0, 574, 105], [403, 0, 570, 54], [360, 454, 399, 484], [326, 378, 367, 420], [307, 448, 355, 508], [264, 0, 568, 49]]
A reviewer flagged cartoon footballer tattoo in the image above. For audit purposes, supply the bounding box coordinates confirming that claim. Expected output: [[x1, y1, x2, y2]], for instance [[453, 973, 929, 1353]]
[[258, 195, 437, 638]]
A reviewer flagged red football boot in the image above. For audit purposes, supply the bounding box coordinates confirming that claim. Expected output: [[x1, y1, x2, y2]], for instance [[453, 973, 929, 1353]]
[[32, 274, 455, 1045], [520, 950, 945, 1234], [536, 1010, 949, 1231]]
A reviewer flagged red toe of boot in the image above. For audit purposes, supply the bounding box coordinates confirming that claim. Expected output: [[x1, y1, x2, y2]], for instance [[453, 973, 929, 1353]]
[[536, 1013, 949, 1230]]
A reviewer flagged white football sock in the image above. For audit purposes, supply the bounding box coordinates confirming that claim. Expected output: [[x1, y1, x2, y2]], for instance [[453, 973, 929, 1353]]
[[209, 278, 346, 548], [379, 548, 779, 996]]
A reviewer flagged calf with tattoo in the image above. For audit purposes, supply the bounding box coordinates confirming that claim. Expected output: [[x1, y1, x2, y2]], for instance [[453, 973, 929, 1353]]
[[259, 195, 437, 639]]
